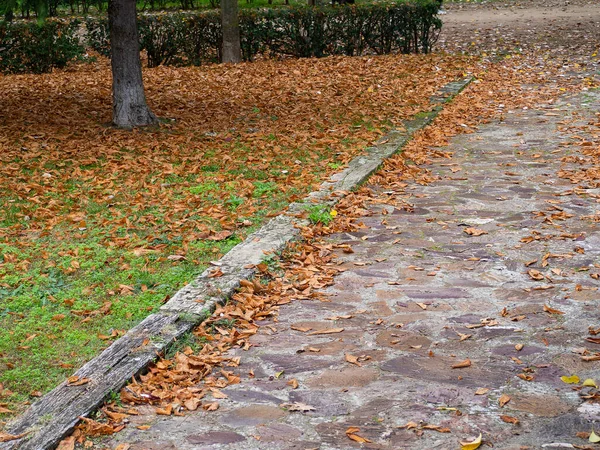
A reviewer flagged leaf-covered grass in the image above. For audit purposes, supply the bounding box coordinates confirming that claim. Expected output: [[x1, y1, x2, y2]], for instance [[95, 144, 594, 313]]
[[0, 53, 470, 416]]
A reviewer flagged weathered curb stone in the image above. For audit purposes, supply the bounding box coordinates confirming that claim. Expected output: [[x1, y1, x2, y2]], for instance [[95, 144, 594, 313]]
[[0, 76, 472, 450]]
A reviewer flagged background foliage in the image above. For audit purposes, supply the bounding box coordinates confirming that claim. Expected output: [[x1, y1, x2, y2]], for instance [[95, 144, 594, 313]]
[[0, 0, 442, 73]]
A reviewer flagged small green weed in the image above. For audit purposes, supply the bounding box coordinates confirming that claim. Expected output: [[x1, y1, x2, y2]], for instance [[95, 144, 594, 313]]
[[306, 204, 334, 226], [253, 181, 277, 197], [226, 194, 245, 210], [189, 181, 220, 195]]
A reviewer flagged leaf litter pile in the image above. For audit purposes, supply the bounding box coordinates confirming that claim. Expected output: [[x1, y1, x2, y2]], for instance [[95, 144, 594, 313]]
[[54, 47, 600, 449], [0, 54, 471, 415]]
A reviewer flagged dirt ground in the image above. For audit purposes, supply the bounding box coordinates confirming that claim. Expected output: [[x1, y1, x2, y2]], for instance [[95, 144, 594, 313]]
[[439, 0, 600, 61]]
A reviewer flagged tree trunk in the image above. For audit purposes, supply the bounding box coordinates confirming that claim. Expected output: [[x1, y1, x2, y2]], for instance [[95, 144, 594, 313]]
[[220, 0, 241, 63], [109, 0, 158, 128]]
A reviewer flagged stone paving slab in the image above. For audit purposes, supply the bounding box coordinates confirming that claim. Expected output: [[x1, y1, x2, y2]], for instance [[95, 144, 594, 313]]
[[99, 92, 600, 449]]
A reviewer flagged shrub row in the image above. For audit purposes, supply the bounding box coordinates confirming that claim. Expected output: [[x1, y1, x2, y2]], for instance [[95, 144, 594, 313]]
[[89, 1, 443, 67], [1, 0, 442, 73], [0, 19, 84, 73]]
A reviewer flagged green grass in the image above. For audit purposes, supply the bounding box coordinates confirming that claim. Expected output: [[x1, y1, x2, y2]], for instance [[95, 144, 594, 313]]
[[0, 149, 331, 416], [305, 204, 335, 226]]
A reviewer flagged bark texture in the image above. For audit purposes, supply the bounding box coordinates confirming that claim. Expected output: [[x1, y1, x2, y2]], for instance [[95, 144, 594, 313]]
[[109, 0, 157, 128], [221, 0, 242, 63]]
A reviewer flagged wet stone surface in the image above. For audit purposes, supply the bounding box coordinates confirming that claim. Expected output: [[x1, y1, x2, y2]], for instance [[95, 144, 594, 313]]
[[99, 92, 600, 449]]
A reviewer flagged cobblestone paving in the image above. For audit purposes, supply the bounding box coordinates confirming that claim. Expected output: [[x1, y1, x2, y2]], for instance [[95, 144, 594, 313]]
[[102, 92, 600, 449]]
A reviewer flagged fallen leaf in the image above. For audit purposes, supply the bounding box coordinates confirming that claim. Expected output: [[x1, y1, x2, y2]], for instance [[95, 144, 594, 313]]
[[422, 424, 451, 433], [500, 415, 519, 425], [543, 304, 565, 315], [307, 328, 344, 335], [591, 430, 600, 443], [561, 375, 580, 384], [67, 376, 91, 386], [460, 433, 482, 450], [345, 353, 361, 367], [583, 379, 598, 388], [56, 436, 76, 450], [475, 388, 489, 395], [203, 402, 219, 411], [452, 359, 472, 369], [184, 398, 201, 411], [499, 394, 511, 407], [527, 269, 545, 281], [207, 230, 233, 241], [345, 426, 371, 443], [464, 227, 488, 236], [0, 431, 27, 443]]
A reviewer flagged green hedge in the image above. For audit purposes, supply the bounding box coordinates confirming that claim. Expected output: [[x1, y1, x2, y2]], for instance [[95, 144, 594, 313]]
[[0, 0, 441, 74], [86, 0, 442, 68], [0, 20, 84, 74]]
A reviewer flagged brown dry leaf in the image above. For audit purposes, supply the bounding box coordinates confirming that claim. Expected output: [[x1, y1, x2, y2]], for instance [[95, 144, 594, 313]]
[[452, 359, 472, 369], [500, 415, 520, 425], [422, 424, 451, 433], [345, 426, 371, 444], [210, 388, 228, 399], [499, 394, 511, 407], [307, 328, 344, 335], [67, 376, 91, 386], [400, 421, 419, 430], [102, 409, 128, 422], [515, 344, 524, 351], [464, 227, 488, 236], [136, 425, 151, 431], [527, 269, 545, 281], [287, 378, 299, 389], [543, 304, 565, 315], [345, 354, 361, 367], [184, 398, 202, 411], [77, 417, 122, 436], [56, 436, 76, 450], [155, 404, 173, 416], [203, 402, 219, 411], [291, 325, 312, 332], [115, 445, 131, 450], [0, 432, 27, 443], [207, 230, 233, 241], [517, 373, 534, 382], [475, 388, 489, 395]]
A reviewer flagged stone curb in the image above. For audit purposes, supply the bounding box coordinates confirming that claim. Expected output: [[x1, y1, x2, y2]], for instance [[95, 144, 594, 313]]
[[0, 76, 473, 450]]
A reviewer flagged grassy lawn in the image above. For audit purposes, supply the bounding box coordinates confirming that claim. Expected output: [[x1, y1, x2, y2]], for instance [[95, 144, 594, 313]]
[[0, 53, 470, 417]]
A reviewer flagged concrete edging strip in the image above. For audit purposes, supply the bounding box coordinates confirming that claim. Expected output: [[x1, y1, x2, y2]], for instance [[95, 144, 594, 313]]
[[0, 76, 473, 450]]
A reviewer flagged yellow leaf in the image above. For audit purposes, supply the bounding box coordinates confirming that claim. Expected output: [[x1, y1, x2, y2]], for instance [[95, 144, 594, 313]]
[[460, 433, 482, 450], [330, 209, 338, 217], [590, 430, 600, 443], [560, 375, 580, 384], [583, 378, 598, 388]]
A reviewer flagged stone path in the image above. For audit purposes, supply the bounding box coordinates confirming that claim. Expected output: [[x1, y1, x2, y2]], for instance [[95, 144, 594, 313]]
[[100, 92, 600, 449]]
